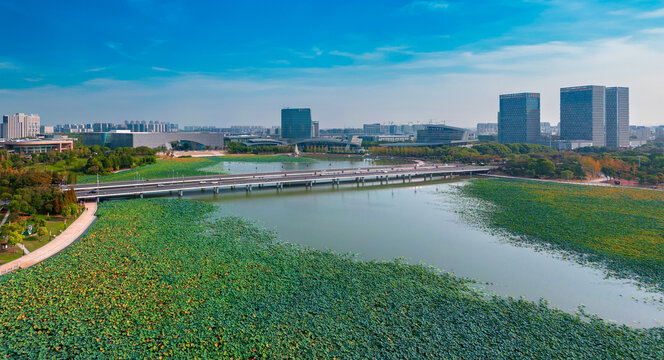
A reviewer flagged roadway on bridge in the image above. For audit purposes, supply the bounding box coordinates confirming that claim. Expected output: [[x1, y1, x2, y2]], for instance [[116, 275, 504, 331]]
[[73, 164, 493, 200]]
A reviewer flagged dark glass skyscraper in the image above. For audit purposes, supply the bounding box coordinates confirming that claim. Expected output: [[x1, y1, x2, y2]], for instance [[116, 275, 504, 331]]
[[281, 108, 312, 139], [560, 86, 606, 147], [498, 93, 540, 144], [605, 87, 629, 148]]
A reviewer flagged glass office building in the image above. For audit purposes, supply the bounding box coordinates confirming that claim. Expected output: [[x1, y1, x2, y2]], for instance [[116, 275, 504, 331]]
[[281, 108, 312, 139], [498, 93, 540, 144], [560, 86, 606, 147], [606, 87, 629, 148]]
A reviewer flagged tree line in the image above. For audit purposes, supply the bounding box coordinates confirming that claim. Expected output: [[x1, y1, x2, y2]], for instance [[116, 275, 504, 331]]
[[368, 140, 664, 184]]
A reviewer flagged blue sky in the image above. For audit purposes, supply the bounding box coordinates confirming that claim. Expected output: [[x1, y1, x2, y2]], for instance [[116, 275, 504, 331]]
[[1, 0, 664, 127]]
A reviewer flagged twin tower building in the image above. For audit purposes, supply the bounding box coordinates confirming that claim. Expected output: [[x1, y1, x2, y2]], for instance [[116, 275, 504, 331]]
[[498, 86, 629, 147]]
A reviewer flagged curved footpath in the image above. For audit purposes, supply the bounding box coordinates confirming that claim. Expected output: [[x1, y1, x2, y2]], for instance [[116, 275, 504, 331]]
[[481, 173, 663, 191], [0, 202, 97, 275]]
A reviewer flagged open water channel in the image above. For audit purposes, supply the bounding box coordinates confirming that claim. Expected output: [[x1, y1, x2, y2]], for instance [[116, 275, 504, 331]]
[[186, 158, 664, 328]]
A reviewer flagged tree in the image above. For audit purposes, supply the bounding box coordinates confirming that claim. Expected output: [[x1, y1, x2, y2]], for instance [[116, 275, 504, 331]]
[[54, 196, 62, 214], [6, 231, 23, 245], [561, 170, 574, 180], [38, 227, 48, 236], [61, 205, 72, 217]]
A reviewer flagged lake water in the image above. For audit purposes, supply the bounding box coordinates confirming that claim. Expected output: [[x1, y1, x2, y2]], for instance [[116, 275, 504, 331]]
[[188, 159, 664, 328]]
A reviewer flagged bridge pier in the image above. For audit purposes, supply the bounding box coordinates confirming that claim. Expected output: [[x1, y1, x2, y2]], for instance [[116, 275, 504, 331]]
[[139, 193, 144, 199], [213, 187, 219, 194], [178, 190, 183, 197], [246, 184, 253, 192]]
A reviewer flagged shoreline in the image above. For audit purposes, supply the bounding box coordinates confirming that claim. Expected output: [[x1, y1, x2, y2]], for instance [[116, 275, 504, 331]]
[[481, 173, 664, 191]]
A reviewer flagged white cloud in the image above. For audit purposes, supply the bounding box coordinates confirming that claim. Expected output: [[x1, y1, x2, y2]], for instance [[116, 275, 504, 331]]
[[24, 78, 43, 82], [636, 7, 664, 19], [85, 67, 108, 73], [105, 41, 135, 59], [329, 50, 385, 61], [2, 33, 664, 128], [641, 28, 664, 35], [403, 1, 449, 13], [151, 66, 174, 72], [0, 61, 19, 70]]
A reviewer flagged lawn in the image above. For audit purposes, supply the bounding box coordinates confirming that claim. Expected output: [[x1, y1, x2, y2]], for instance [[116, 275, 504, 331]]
[[460, 178, 664, 292], [0, 198, 662, 358], [77, 155, 314, 183], [23, 218, 73, 252], [0, 247, 23, 265], [26, 158, 88, 172]]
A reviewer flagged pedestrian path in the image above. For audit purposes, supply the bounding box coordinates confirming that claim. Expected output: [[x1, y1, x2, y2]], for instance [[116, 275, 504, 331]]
[[0, 210, 9, 228], [16, 243, 30, 255]]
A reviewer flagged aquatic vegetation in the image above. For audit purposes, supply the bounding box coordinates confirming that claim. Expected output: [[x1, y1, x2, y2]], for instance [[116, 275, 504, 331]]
[[78, 155, 313, 183], [0, 198, 662, 358], [461, 178, 664, 292]]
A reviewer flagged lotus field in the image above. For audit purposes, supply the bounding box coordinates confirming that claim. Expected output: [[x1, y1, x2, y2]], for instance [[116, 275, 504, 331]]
[[461, 178, 664, 292], [0, 199, 662, 358]]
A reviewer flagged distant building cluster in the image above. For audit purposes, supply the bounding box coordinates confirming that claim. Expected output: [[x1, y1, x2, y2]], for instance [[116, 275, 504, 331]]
[[6, 90, 659, 154], [476, 123, 498, 136], [362, 123, 426, 136], [53, 120, 178, 134], [497, 85, 631, 149], [1, 113, 40, 139]]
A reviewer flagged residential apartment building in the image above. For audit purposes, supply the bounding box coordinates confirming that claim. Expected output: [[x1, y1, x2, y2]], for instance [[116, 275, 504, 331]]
[[1, 113, 40, 139]]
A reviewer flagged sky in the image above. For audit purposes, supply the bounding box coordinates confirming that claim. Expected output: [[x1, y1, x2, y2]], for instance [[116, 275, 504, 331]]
[[1, 0, 664, 128]]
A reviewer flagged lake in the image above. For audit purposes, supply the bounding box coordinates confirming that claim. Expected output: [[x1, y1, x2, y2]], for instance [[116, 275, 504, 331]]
[[187, 159, 664, 328]]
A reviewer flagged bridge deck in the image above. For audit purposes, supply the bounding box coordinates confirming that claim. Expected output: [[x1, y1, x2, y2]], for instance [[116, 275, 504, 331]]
[[73, 165, 494, 200]]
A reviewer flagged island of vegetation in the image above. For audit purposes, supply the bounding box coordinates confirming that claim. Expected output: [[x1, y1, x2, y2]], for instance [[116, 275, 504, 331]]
[[461, 178, 664, 293], [0, 199, 662, 358]]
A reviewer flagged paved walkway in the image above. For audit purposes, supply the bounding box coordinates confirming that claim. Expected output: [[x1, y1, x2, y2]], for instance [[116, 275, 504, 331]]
[[16, 243, 30, 255], [0, 202, 97, 275], [0, 210, 9, 228]]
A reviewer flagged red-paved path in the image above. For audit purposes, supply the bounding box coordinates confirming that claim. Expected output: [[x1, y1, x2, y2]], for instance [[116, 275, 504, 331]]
[[0, 202, 97, 275]]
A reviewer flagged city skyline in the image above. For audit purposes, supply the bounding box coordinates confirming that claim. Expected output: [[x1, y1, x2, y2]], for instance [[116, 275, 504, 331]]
[[1, 1, 664, 127]]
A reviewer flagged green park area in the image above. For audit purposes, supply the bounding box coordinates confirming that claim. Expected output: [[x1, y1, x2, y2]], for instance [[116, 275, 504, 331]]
[[77, 155, 313, 183], [0, 198, 662, 358], [0, 212, 80, 265], [460, 178, 664, 292]]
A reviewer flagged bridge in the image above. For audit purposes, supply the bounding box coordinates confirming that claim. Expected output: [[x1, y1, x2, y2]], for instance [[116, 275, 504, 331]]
[[68, 164, 495, 200]]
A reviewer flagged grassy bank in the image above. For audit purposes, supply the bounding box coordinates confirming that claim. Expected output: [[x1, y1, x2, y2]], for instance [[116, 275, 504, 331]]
[[77, 155, 314, 183], [0, 199, 662, 358], [460, 178, 664, 292]]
